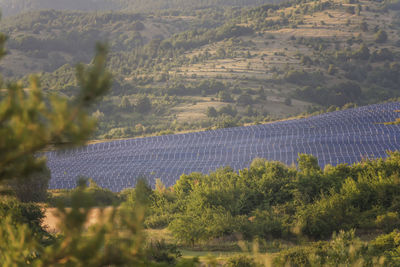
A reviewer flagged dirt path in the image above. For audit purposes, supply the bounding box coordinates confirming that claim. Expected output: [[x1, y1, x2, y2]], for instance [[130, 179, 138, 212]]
[[43, 207, 114, 233]]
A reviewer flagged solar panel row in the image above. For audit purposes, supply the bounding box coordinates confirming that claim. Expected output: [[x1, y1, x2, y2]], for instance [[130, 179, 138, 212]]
[[46, 102, 400, 191]]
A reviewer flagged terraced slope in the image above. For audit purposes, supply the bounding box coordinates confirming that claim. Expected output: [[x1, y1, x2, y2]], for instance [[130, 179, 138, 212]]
[[46, 102, 400, 191]]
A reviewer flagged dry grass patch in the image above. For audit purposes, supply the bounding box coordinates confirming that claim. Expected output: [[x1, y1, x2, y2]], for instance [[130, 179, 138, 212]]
[[172, 100, 229, 122]]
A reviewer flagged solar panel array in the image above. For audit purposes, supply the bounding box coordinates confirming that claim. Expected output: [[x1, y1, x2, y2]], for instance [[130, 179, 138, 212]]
[[46, 102, 400, 191]]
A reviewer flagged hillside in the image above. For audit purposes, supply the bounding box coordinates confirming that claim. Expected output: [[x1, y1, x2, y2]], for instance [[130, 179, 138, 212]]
[[1, 0, 400, 140], [0, 0, 279, 17]]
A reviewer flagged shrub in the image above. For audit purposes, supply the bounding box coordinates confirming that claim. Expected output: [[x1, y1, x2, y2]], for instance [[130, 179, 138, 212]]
[[241, 209, 283, 239], [376, 212, 400, 233], [296, 192, 356, 239], [236, 93, 253, 106], [206, 106, 218, 118], [284, 97, 292, 106], [274, 230, 370, 266], [225, 255, 258, 267], [218, 91, 234, 102], [135, 95, 152, 114], [375, 30, 388, 43], [146, 240, 182, 264], [49, 178, 120, 206], [368, 230, 400, 265], [218, 105, 238, 117], [145, 214, 171, 229], [0, 198, 45, 237]]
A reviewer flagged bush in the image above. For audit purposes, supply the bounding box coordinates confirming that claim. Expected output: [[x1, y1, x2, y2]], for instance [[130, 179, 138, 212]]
[[225, 255, 258, 267], [216, 116, 239, 129], [376, 212, 400, 233], [146, 240, 182, 264], [49, 178, 120, 206], [368, 230, 400, 265], [296, 193, 355, 239], [0, 198, 45, 236], [145, 214, 172, 229], [274, 230, 369, 266], [218, 91, 234, 102], [219, 105, 238, 117], [135, 95, 152, 114], [375, 30, 388, 43], [241, 209, 283, 239], [236, 93, 254, 106], [206, 106, 218, 118]]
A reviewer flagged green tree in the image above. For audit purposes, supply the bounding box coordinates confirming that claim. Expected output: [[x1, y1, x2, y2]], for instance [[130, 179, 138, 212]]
[[218, 105, 237, 117], [132, 21, 145, 31], [136, 95, 152, 114], [120, 95, 132, 111], [284, 97, 292, 106], [346, 6, 355, 14], [237, 93, 253, 106], [0, 33, 188, 265], [257, 86, 266, 101], [360, 21, 368, 32], [297, 154, 320, 174], [327, 64, 337, 75], [354, 43, 370, 60], [375, 30, 388, 43], [206, 106, 218, 118], [218, 90, 233, 102]]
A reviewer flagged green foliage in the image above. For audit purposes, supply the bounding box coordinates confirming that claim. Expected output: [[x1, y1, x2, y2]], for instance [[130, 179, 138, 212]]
[[218, 105, 238, 117], [7, 165, 50, 203], [84, 178, 120, 205], [0, 0, 276, 17], [135, 95, 152, 114], [353, 43, 370, 60], [146, 240, 182, 264], [375, 29, 388, 43], [133, 152, 400, 247], [218, 91, 234, 103], [295, 82, 362, 107], [237, 93, 253, 106], [0, 43, 111, 184], [273, 230, 375, 267], [0, 215, 40, 265], [360, 21, 369, 32], [376, 212, 400, 233], [225, 254, 258, 267], [297, 154, 320, 174], [120, 96, 133, 111], [241, 209, 283, 239], [0, 34, 183, 265], [206, 107, 218, 118], [369, 230, 400, 264], [0, 198, 45, 237]]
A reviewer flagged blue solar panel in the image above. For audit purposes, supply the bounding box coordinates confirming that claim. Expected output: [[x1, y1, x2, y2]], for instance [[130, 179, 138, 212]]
[[46, 102, 400, 191]]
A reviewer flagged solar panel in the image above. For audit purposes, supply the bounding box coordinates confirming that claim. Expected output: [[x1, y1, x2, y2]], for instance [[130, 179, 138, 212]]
[[46, 102, 400, 191]]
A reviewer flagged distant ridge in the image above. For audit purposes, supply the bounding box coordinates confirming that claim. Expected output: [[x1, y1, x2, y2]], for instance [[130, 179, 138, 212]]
[[46, 102, 400, 191], [0, 0, 281, 17]]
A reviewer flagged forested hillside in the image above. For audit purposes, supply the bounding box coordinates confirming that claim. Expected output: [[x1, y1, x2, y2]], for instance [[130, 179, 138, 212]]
[[1, 0, 400, 140], [0, 0, 279, 17]]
